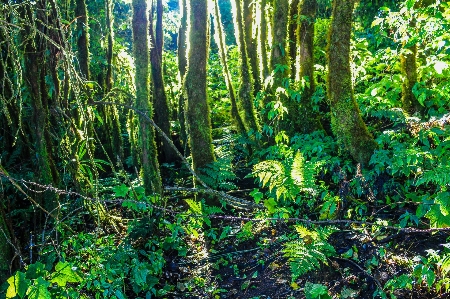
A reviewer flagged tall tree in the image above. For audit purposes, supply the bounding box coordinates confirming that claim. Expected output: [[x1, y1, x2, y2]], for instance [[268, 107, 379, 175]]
[[132, 0, 162, 194], [212, 0, 246, 135], [243, 0, 261, 95], [288, 0, 300, 79], [184, 0, 215, 173], [177, 0, 188, 154], [327, 0, 377, 166], [105, 0, 124, 162], [75, 0, 90, 79], [296, 0, 322, 134], [231, 0, 259, 133], [150, 0, 176, 162], [258, 0, 270, 82]]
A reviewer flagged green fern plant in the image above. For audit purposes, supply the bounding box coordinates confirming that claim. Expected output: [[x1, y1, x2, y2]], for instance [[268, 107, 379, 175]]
[[283, 225, 337, 280], [199, 158, 237, 191]]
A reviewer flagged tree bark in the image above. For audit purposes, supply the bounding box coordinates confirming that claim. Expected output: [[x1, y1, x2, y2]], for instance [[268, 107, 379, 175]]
[[178, 0, 188, 155], [150, 0, 177, 163], [288, 0, 300, 79], [327, 0, 377, 166], [296, 0, 322, 134], [185, 0, 219, 206], [132, 0, 162, 194], [258, 0, 270, 82], [212, 0, 246, 135], [75, 0, 90, 79], [231, 0, 259, 133], [243, 0, 261, 95]]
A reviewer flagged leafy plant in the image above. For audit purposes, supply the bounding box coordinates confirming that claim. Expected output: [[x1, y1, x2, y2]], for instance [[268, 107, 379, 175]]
[[283, 226, 337, 281]]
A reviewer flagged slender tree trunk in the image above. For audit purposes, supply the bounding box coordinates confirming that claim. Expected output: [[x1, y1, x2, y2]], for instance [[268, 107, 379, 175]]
[[105, 0, 124, 162], [75, 0, 90, 79], [400, 44, 421, 115], [212, 0, 246, 135], [177, 0, 188, 155], [231, 0, 259, 133], [327, 0, 377, 166], [258, 0, 270, 82], [296, 0, 322, 134], [185, 0, 219, 206], [132, 0, 162, 195], [243, 0, 261, 95], [150, 0, 177, 163], [288, 0, 300, 79], [0, 205, 12, 282]]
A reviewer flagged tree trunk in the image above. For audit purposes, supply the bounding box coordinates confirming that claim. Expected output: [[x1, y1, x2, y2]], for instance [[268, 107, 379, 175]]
[[258, 0, 270, 82], [243, 0, 261, 95], [75, 0, 90, 79], [185, 0, 219, 206], [288, 0, 300, 79], [212, 0, 246, 135], [150, 0, 177, 163], [231, 0, 259, 133], [0, 206, 12, 282], [327, 0, 377, 166], [132, 0, 162, 195], [178, 0, 188, 155], [296, 0, 322, 134], [105, 0, 124, 162]]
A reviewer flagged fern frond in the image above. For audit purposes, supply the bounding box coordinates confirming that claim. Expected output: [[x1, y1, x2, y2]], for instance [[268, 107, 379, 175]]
[[199, 158, 237, 191], [283, 226, 337, 280], [417, 165, 450, 187], [252, 160, 286, 191]]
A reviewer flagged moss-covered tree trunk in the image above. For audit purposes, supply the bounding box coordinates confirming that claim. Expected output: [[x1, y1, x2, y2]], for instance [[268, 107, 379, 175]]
[[0, 205, 12, 281], [75, 0, 90, 79], [258, 0, 270, 82], [400, 44, 421, 115], [105, 0, 124, 162], [296, 0, 322, 134], [177, 0, 188, 155], [288, 0, 300, 79], [23, 2, 59, 212], [150, 0, 177, 163], [231, 0, 259, 133], [185, 0, 219, 206], [132, 0, 162, 195], [243, 0, 261, 95], [327, 0, 377, 166], [212, 0, 246, 135]]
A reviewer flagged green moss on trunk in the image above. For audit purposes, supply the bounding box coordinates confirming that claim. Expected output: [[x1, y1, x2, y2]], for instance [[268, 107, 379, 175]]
[[75, 0, 90, 79], [243, 0, 261, 95], [177, 0, 188, 154], [258, 0, 270, 81], [327, 0, 377, 166], [401, 43, 422, 115], [295, 0, 322, 134], [212, 0, 246, 135], [132, 0, 162, 195], [150, 0, 176, 163], [231, 0, 259, 133], [288, 0, 300, 79], [0, 208, 12, 281]]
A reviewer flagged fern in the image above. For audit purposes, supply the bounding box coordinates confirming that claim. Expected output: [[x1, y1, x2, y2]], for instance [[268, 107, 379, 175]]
[[417, 165, 450, 187], [283, 226, 337, 280], [199, 158, 237, 191]]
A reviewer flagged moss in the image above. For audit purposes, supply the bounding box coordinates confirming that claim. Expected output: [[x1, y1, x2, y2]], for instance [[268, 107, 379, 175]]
[[185, 0, 215, 171], [293, 0, 322, 135], [327, 0, 377, 166], [258, 0, 270, 81], [0, 211, 12, 282], [177, 0, 188, 153], [75, 0, 90, 79], [132, 0, 162, 195], [212, 0, 246, 135], [243, 0, 261, 95], [231, 0, 259, 133]]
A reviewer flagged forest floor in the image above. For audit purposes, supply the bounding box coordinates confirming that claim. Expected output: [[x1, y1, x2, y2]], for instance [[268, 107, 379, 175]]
[[161, 216, 449, 299]]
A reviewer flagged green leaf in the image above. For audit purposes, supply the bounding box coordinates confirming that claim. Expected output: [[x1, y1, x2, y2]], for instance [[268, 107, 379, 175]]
[[263, 198, 277, 213], [26, 262, 47, 280], [6, 271, 29, 299], [50, 262, 82, 287], [114, 184, 129, 197], [26, 277, 51, 299], [250, 189, 263, 204]]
